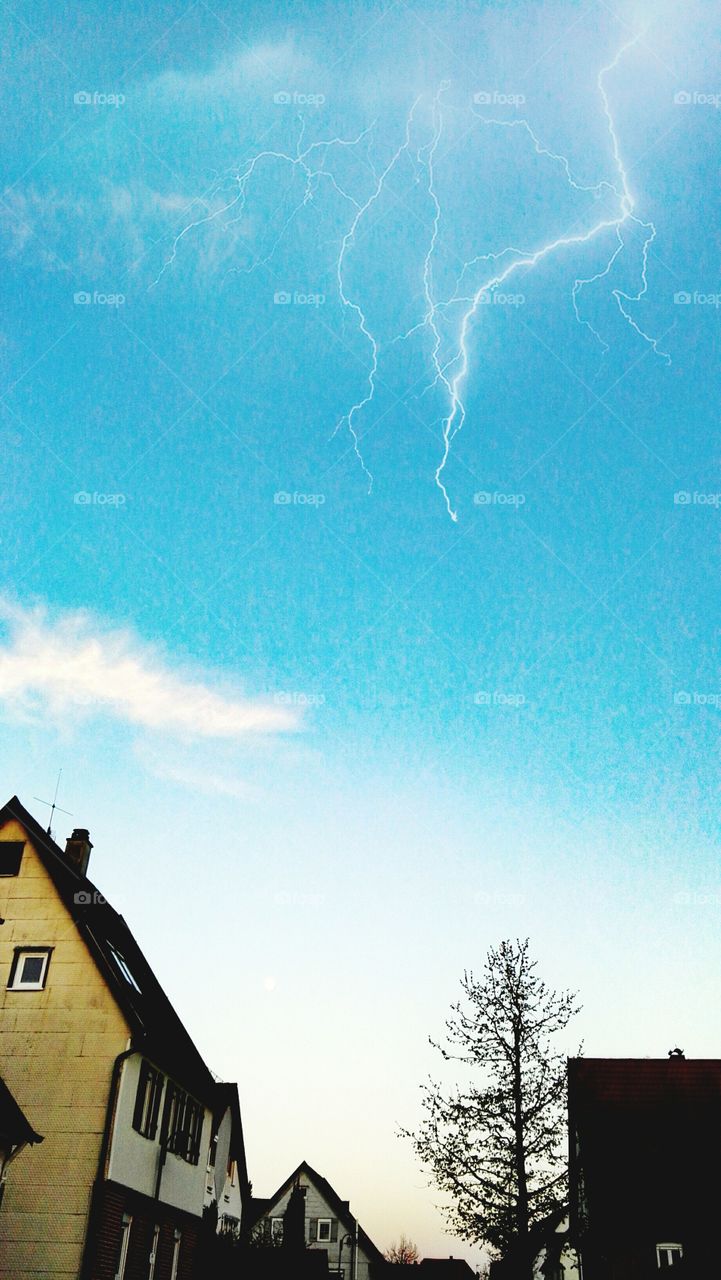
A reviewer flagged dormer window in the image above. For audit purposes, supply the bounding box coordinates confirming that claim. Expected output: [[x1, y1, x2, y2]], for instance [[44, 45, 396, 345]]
[[657, 1243, 683, 1268], [108, 945, 141, 993], [8, 947, 52, 990]]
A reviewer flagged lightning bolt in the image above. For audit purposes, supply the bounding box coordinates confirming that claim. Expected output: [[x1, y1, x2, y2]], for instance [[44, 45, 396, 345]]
[[152, 35, 668, 521], [426, 33, 670, 520]]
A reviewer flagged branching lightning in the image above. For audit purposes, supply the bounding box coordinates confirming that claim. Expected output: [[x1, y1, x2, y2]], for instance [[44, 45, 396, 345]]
[[153, 34, 669, 520]]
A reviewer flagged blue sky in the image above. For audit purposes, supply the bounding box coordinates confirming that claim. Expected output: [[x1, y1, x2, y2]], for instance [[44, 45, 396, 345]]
[[1, 0, 720, 1261]]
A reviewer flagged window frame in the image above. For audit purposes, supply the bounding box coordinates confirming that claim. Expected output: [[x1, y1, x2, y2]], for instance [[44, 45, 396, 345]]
[[148, 1223, 160, 1280], [270, 1217, 284, 1242], [115, 1213, 132, 1280], [656, 1243, 683, 1268], [317, 1219, 333, 1243], [132, 1059, 165, 1140], [160, 1081, 204, 1165], [170, 1229, 181, 1280], [8, 946, 53, 991]]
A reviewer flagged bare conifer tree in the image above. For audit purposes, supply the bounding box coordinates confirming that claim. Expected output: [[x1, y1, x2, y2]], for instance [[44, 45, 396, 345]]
[[403, 939, 580, 1277]]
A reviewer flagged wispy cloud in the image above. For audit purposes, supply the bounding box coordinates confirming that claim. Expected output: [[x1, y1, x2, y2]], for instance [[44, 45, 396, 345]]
[[150, 40, 313, 98], [0, 601, 298, 740]]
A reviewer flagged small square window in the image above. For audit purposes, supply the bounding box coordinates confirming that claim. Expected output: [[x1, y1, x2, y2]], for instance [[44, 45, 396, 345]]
[[0, 842, 24, 876], [317, 1220, 332, 1243], [8, 948, 52, 991]]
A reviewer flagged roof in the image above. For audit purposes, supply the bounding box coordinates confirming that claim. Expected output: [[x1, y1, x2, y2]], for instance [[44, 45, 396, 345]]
[[0, 1075, 43, 1146], [252, 1160, 384, 1263], [0, 796, 218, 1105], [419, 1259, 478, 1280], [568, 1057, 721, 1108]]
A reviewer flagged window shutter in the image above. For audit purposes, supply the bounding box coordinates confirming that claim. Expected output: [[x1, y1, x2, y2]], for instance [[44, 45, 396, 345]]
[[309, 1218, 318, 1242], [149, 1071, 164, 1139], [133, 1061, 150, 1132], [331, 1220, 338, 1243]]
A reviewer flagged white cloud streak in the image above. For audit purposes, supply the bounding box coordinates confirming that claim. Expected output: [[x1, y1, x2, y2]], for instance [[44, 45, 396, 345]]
[[0, 601, 299, 739]]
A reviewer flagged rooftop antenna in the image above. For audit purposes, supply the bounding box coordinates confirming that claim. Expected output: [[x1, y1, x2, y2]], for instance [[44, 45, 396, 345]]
[[34, 769, 73, 839]]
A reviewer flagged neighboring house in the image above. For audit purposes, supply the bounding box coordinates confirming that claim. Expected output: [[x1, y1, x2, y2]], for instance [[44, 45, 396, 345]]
[[0, 795, 248, 1280], [416, 1259, 477, 1280], [251, 1160, 384, 1280], [204, 1081, 248, 1240], [0, 1074, 43, 1208], [569, 1054, 721, 1278]]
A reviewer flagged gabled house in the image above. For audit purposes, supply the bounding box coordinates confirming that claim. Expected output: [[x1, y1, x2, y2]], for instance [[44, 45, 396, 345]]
[[569, 1055, 721, 1278], [0, 795, 249, 1280], [251, 1160, 384, 1280]]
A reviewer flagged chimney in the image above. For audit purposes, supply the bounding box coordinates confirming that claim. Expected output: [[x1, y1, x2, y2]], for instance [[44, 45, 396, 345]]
[[65, 828, 93, 877]]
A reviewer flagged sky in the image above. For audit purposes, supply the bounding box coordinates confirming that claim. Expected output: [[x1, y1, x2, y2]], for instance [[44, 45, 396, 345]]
[[1, 0, 720, 1264]]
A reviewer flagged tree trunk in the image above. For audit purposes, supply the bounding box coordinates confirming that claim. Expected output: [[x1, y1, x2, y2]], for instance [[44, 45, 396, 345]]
[[512, 1028, 532, 1280]]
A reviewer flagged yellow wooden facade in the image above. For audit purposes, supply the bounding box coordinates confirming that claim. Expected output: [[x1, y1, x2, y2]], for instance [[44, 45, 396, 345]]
[[0, 815, 130, 1279]]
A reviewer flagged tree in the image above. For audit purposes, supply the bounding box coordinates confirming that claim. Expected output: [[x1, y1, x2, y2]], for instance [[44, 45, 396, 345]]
[[403, 939, 580, 1278], [385, 1235, 420, 1264]]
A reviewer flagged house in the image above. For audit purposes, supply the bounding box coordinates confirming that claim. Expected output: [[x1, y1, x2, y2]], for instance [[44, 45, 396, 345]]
[[204, 1081, 248, 1241], [250, 1160, 384, 1280], [0, 795, 249, 1280], [568, 1054, 721, 1278]]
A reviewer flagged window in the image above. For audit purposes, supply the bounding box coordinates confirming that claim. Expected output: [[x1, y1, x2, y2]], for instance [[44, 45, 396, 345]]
[[132, 1060, 165, 1139], [160, 1081, 204, 1164], [317, 1219, 333, 1242], [148, 1224, 160, 1280], [170, 1229, 181, 1280], [8, 947, 52, 991], [270, 1217, 284, 1242], [115, 1213, 132, 1280], [657, 1243, 683, 1268], [109, 945, 141, 992], [0, 842, 24, 876]]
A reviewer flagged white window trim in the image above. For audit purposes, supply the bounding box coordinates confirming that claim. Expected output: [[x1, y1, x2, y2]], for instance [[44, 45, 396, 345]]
[[656, 1242, 683, 1268], [9, 949, 51, 991], [317, 1218, 333, 1242], [115, 1213, 132, 1280], [170, 1228, 181, 1280], [148, 1223, 160, 1280], [271, 1216, 284, 1240]]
